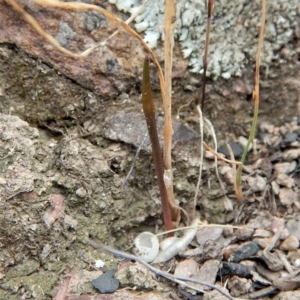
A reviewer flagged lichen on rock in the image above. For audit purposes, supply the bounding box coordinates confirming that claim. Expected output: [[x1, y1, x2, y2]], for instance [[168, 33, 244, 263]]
[[110, 0, 298, 78]]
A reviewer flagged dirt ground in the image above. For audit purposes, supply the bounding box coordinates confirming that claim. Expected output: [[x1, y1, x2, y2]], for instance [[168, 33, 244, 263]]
[[0, 2, 300, 300]]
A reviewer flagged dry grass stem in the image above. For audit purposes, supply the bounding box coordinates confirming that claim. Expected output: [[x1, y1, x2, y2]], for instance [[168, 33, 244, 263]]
[[203, 142, 243, 165], [238, 0, 266, 185], [205, 118, 233, 210], [201, 0, 214, 111], [193, 106, 204, 216], [163, 0, 180, 223], [226, 143, 243, 203]]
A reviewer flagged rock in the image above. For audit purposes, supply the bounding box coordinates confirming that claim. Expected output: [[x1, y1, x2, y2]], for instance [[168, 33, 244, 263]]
[[234, 228, 254, 241], [253, 229, 273, 238], [196, 227, 223, 246], [276, 173, 294, 188], [286, 219, 300, 240], [91, 269, 119, 293], [196, 260, 220, 290], [282, 132, 298, 144], [274, 162, 293, 174], [217, 141, 243, 159], [230, 242, 260, 263], [279, 235, 299, 251], [271, 181, 280, 195], [247, 175, 267, 192], [219, 262, 252, 278], [260, 251, 283, 271], [103, 111, 199, 152], [115, 263, 157, 289], [274, 291, 300, 300], [279, 188, 297, 207], [260, 122, 275, 134], [0, 0, 145, 98], [227, 276, 253, 297], [283, 149, 300, 160]]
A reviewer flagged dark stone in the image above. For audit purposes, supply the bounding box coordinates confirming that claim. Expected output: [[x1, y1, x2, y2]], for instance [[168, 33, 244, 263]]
[[219, 262, 252, 278], [92, 269, 119, 293], [282, 132, 298, 144], [217, 141, 243, 158], [230, 241, 260, 263]]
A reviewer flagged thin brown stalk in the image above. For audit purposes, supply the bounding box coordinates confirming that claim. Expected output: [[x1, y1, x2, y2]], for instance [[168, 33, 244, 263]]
[[142, 57, 173, 233], [225, 143, 243, 203], [201, 0, 214, 112], [163, 0, 180, 224]]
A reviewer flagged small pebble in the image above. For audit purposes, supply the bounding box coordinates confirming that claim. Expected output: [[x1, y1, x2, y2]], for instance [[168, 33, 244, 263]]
[[276, 173, 294, 188], [253, 229, 273, 238], [92, 269, 119, 293], [217, 141, 243, 158], [283, 148, 300, 160], [282, 132, 298, 144], [286, 219, 300, 240], [279, 235, 299, 251], [196, 227, 223, 245], [219, 262, 251, 278], [234, 228, 254, 241]]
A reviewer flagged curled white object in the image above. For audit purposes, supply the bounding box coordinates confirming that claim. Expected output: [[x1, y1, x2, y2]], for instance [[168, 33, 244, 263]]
[[134, 231, 159, 263], [153, 218, 200, 263]]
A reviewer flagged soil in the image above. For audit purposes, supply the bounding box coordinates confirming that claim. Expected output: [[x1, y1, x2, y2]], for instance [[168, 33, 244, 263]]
[[0, 3, 300, 300]]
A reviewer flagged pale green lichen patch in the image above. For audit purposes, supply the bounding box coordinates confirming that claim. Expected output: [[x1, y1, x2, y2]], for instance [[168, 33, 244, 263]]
[[110, 0, 298, 78]]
